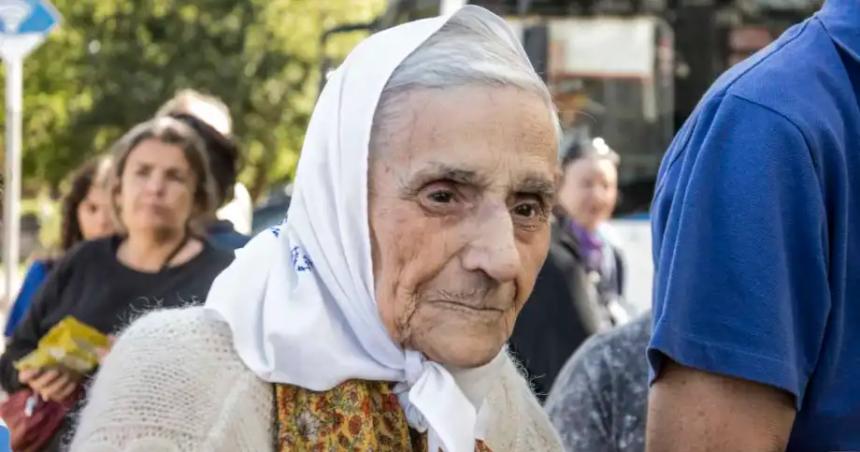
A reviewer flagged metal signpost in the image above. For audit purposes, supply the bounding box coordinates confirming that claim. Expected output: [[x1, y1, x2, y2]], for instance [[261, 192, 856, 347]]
[[0, 0, 60, 307]]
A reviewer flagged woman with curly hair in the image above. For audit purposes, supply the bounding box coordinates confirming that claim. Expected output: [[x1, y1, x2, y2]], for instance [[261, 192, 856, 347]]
[[4, 157, 114, 337]]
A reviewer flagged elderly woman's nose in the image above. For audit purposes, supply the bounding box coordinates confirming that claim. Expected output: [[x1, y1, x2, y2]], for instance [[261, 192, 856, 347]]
[[460, 207, 520, 282]]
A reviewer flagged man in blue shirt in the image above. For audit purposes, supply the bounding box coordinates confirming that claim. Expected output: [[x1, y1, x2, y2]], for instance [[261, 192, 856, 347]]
[[647, 0, 860, 450]]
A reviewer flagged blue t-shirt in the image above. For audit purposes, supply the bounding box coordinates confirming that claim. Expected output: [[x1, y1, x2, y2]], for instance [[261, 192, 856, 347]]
[[649, 0, 860, 449], [4, 260, 52, 337]]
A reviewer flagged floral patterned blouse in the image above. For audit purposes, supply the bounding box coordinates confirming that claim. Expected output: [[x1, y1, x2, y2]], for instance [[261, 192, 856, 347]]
[[275, 379, 492, 451]]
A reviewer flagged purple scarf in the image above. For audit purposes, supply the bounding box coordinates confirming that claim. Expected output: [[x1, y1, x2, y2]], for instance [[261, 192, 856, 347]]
[[567, 219, 605, 274]]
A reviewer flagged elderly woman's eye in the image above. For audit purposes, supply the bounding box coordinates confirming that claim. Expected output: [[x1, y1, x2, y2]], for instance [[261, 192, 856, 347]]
[[513, 202, 544, 219], [417, 185, 464, 215], [428, 191, 455, 204]]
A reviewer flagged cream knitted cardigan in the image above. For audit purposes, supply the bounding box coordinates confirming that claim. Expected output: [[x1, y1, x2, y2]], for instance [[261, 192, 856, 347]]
[[70, 308, 563, 452]]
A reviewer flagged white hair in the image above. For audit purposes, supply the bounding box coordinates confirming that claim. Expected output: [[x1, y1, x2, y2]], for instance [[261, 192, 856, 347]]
[[371, 8, 561, 151]]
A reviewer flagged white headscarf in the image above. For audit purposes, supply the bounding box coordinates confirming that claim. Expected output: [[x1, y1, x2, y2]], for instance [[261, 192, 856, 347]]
[[204, 6, 530, 452]]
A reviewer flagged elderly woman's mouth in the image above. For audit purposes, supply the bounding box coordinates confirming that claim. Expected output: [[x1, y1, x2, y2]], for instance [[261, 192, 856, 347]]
[[431, 300, 507, 316]]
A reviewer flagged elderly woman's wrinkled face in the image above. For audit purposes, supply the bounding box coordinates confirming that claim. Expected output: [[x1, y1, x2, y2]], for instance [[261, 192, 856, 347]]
[[369, 86, 558, 368]]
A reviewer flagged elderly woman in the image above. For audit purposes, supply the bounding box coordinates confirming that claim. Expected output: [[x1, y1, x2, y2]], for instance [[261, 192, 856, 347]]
[[71, 7, 562, 451], [0, 117, 233, 451]]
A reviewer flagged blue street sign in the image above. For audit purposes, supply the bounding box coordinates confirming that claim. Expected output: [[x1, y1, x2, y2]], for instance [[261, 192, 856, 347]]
[[0, 0, 60, 61], [0, 0, 59, 36], [0, 0, 61, 309]]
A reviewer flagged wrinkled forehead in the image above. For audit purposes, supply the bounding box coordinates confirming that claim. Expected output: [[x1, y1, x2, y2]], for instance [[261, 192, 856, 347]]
[[372, 86, 559, 193]]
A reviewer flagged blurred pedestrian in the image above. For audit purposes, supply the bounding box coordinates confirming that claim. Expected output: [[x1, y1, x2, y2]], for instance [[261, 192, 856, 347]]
[[156, 90, 251, 250], [545, 313, 651, 452], [557, 138, 626, 319], [4, 157, 114, 338], [0, 117, 233, 451], [72, 7, 563, 451], [647, 0, 860, 450], [509, 137, 626, 401]]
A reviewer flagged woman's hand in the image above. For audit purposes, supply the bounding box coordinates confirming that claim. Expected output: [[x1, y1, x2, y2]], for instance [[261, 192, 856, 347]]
[[18, 368, 80, 402], [96, 335, 117, 364]]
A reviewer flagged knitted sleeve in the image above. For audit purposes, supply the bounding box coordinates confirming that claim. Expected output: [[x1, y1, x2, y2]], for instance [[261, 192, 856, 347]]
[[69, 307, 273, 452]]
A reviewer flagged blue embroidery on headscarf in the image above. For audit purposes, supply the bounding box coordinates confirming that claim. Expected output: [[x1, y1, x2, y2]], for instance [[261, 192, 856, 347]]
[[290, 246, 313, 272], [270, 226, 281, 238]]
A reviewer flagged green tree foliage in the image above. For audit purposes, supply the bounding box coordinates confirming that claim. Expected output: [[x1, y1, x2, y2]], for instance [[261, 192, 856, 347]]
[[6, 0, 383, 197]]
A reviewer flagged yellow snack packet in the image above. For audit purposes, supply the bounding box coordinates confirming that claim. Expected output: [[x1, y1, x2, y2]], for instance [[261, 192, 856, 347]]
[[14, 316, 109, 374]]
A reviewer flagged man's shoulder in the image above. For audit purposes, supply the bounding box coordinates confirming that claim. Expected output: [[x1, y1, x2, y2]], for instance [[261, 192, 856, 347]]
[[699, 17, 846, 133]]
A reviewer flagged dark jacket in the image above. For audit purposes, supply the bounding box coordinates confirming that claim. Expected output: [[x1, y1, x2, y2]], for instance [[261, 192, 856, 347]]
[[509, 216, 624, 401]]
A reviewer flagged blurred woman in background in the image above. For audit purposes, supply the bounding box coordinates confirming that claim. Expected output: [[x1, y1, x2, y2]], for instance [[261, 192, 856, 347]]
[[0, 117, 234, 451], [157, 90, 251, 250], [556, 138, 626, 318], [510, 137, 627, 401], [4, 157, 114, 338]]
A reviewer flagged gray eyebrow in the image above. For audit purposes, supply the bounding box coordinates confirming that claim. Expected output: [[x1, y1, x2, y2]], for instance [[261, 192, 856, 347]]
[[399, 162, 491, 194], [515, 173, 557, 197], [398, 161, 556, 202]]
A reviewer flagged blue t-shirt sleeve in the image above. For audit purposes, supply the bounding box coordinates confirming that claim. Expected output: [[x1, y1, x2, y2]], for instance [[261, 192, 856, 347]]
[[648, 93, 828, 408], [4, 260, 50, 337]]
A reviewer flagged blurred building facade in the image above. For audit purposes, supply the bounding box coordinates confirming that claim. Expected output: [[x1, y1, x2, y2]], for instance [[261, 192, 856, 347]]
[[326, 0, 823, 215]]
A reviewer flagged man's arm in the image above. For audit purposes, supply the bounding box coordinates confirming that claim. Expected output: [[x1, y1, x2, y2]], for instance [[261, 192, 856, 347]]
[[646, 360, 796, 452], [647, 95, 826, 452]]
